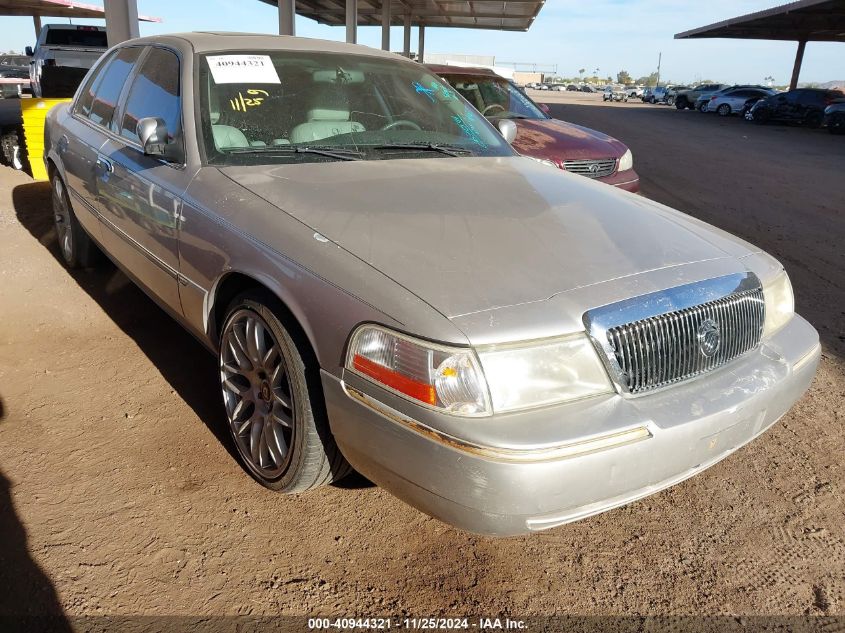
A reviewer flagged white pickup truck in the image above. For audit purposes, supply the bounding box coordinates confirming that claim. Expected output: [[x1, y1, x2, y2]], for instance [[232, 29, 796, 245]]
[[26, 24, 108, 97]]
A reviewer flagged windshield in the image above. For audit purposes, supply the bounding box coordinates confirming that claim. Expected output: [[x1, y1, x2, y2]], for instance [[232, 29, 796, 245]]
[[198, 51, 514, 165], [437, 73, 547, 120]]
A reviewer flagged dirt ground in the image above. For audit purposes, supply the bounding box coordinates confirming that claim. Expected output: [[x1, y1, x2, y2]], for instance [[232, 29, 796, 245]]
[[0, 92, 843, 626]]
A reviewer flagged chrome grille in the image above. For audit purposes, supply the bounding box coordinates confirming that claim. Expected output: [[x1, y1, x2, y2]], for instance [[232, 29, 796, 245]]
[[562, 158, 617, 179], [584, 274, 766, 395]]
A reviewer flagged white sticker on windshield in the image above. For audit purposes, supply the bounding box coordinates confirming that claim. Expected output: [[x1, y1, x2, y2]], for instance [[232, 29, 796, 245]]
[[206, 55, 281, 84]]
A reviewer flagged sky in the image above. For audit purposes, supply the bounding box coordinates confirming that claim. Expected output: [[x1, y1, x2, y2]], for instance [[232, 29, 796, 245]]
[[2, 0, 842, 85]]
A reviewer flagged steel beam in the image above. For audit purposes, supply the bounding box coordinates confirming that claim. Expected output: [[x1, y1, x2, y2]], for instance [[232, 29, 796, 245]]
[[346, 0, 357, 43], [789, 39, 807, 90], [278, 0, 295, 36], [381, 0, 391, 51], [103, 0, 140, 47]]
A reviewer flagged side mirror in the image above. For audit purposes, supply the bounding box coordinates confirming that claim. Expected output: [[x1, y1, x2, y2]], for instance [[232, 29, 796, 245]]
[[497, 119, 518, 145], [539, 103, 551, 115], [137, 117, 181, 161], [25, 46, 33, 57]]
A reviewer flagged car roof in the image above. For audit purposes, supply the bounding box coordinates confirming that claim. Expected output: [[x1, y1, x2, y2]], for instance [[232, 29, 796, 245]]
[[124, 31, 403, 60], [425, 64, 501, 77]]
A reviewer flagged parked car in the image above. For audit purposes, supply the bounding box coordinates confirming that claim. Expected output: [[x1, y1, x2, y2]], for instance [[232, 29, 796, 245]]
[[641, 87, 654, 102], [566, 84, 579, 91], [674, 83, 728, 110], [697, 85, 777, 113], [579, 85, 595, 93], [0, 98, 23, 169], [536, 83, 550, 91], [46, 33, 819, 536], [707, 88, 776, 116], [747, 88, 845, 127], [625, 85, 644, 98], [0, 55, 32, 98], [26, 24, 108, 97], [431, 65, 639, 192], [552, 83, 568, 92], [823, 100, 845, 134], [602, 84, 628, 102], [647, 86, 669, 104], [664, 86, 689, 106]]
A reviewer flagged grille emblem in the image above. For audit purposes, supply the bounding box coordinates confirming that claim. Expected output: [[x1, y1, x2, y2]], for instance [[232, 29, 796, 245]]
[[588, 163, 600, 174], [697, 318, 721, 357]]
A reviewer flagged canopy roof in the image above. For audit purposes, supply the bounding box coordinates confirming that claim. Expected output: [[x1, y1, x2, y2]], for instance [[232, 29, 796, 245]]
[[675, 0, 845, 43], [260, 0, 545, 31], [0, 0, 160, 22]]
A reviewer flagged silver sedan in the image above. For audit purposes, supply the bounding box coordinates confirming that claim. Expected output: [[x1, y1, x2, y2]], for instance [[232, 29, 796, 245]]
[[707, 88, 776, 116], [44, 33, 820, 535]]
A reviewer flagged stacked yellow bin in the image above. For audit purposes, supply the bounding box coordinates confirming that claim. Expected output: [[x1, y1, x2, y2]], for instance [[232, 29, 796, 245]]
[[20, 98, 71, 181]]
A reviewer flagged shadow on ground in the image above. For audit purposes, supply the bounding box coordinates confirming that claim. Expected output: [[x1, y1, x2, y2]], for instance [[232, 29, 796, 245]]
[[10, 180, 373, 489], [0, 469, 72, 632]]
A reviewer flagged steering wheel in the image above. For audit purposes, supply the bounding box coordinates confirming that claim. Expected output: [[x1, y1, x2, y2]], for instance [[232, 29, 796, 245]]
[[381, 119, 422, 131], [482, 103, 506, 116]]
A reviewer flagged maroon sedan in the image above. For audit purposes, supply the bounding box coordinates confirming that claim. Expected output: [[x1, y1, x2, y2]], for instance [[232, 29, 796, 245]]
[[428, 65, 640, 193]]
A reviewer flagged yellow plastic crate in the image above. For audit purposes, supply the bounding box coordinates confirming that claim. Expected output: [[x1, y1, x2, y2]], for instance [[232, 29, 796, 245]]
[[20, 98, 71, 181]]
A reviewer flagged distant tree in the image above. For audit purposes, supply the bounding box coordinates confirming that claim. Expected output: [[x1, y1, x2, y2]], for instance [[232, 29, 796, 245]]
[[617, 70, 632, 85], [606, 75, 613, 83], [635, 72, 659, 86], [578, 68, 586, 80], [764, 75, 775, 86]]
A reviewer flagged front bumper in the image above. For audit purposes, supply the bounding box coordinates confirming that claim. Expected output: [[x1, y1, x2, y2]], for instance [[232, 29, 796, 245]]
[[600, 168, 640, 193], [323, 315, 819, 536]]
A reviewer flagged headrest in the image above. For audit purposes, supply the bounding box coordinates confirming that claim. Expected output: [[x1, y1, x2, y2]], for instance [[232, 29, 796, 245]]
[[308, 107, 351, 121]]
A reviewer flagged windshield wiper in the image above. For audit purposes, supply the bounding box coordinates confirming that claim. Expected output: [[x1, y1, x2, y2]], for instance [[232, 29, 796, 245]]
[[224, 145, 364, 161], [371, 142, 474, 157]]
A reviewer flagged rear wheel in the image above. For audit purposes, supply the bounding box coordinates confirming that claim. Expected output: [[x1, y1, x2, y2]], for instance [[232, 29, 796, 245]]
[[717, 103, 732, 117], [51, 172, 101, 269], [675, 97, 687, 110], [829, 114, 845, 135], [219, 292, 351, 492], [698, 101, 708, 113]]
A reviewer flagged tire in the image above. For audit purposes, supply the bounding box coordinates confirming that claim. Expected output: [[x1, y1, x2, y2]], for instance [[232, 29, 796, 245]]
[[698, 101, 708, 113], [675, 98, 687, 110], [717, 103, 732, 117], [51, 172, 101, 269], [219, 292, 352, 492], [666, 95, 675, 106], [829, 114, 845, 135]]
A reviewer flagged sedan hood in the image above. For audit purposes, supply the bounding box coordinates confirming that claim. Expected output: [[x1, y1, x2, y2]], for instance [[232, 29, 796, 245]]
[[509, 117, 627, 162], [220, 157, 751, 319]]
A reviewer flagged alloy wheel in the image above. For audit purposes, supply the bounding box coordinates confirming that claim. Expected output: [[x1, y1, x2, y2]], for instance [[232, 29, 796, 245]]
[[220, 309, 295, 479], [52, 176, 73, 261]]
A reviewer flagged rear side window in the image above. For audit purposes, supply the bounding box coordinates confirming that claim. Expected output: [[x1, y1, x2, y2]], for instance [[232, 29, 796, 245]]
[[75, 50, 117, 118], [119, 47, 181, 144], [85, 46, 142, 128], [45, 28, 108, 48]]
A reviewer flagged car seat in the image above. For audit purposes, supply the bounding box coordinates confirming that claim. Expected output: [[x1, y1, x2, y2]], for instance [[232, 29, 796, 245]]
[[290, 84, 365, 144]]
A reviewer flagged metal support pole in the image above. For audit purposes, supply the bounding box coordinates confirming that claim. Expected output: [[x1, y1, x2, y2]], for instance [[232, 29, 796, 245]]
[[345, 0, 357, 44], [103, 0, 140, 47], [403, 13, 411, 57], [381, 0, 391, 51], [278, 0, 295, 36], [418, 24, 425, 63], [790, 40, 807, 90], [33, 14, 42, 37]]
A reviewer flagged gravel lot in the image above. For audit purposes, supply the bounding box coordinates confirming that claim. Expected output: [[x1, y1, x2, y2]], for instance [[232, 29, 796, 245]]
[[0, 92, 843, 626]]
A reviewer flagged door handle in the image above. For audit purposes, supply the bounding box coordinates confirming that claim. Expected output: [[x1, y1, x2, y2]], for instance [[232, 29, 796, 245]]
[[95, 157, 113, 177]]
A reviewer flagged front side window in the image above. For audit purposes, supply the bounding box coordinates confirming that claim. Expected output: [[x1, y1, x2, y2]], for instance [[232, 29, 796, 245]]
[[198, 51, 514, 165], [441, 74, 548, 120], [120, 47, 181, 144], [85, 46, 143, 128]]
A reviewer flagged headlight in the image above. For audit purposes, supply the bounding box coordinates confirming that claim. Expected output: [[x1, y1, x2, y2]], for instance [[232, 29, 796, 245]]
[[762, 269, 794, 338], [525, 156, 558, 168], [346, 325, 491, 416], [618, 149, 633, 171], [477, 335, 613, 413], [346, 327, 613, 416]]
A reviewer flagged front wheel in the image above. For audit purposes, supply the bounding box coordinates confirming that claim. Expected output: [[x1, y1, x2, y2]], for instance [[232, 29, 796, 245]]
[[219, 293, 351, 492], [717, 103, 732, 117], [698, 102, 708, 113], [51, 172, 101, 268]]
